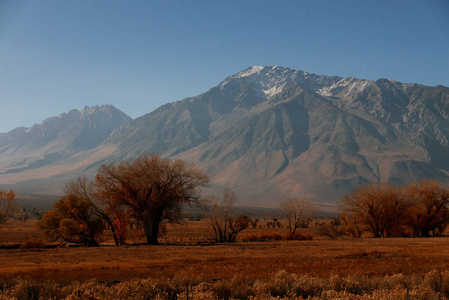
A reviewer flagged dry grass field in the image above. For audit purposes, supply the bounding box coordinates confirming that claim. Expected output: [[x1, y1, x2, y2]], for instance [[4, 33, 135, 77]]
[[1, 219, 449, 282], [2, 219, 449, 299]]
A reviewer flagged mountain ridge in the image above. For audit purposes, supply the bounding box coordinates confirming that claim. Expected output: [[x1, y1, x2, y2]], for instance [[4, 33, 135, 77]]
[[1, 66, 449, 208], [0, 104, 132, 190]]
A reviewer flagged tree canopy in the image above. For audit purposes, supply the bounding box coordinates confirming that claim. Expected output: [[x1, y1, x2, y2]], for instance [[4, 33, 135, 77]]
[[95, 153, 209, 245]]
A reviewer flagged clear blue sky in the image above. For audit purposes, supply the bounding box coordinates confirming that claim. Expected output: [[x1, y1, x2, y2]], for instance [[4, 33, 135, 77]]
[[1, 0, 448, 133]]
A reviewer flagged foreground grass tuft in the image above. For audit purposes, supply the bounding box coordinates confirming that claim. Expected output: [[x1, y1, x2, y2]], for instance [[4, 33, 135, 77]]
[[2, 270, 449, 299]]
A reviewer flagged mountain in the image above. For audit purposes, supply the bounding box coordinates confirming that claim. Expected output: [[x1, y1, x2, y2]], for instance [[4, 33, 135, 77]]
[[2, 66, 449, 208], [0, 105, 132, 193], [103, 66, 449, 205]]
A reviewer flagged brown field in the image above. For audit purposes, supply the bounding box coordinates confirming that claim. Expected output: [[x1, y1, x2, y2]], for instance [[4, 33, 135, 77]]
[[1, 219, 449, 285]]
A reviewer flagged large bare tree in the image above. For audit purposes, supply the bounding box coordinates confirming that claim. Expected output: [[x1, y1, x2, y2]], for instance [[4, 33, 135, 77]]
[[96, 153, 209, 245]]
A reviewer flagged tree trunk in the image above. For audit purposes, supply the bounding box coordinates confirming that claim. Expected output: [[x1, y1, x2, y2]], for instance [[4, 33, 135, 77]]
[[291, 225, 297, 234], [143, 215, 160, 245], [83, 237, 99, 247], [105, 217, 120, 246], [94, 210, 120, 246]]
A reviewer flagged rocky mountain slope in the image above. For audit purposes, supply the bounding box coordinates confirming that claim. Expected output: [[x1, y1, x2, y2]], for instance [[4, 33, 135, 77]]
[[2, 66, 449, 207]]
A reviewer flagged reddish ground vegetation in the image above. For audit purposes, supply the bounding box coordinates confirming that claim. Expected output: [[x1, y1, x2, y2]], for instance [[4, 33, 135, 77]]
[[242, 232, 313, 242]]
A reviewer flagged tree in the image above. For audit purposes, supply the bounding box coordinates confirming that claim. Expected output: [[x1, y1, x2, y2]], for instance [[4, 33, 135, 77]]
[[64, 176, 127, 246], [280, 198, 316, 234], [340, 211, 363, 238], [341, 180, 449, 238], [96, 153, 209, 245], [204, 188, 249, 242], [342, 183, 408, 238], [403, 180, 449, 237], [0, 190, 18, 229], [36, 194, 105, 246]]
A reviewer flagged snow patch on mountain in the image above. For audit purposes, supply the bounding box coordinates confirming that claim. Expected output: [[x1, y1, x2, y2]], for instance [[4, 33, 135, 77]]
[[317, 77, 370, 97], [263, 85, 287, 98], [237, 66, 265, 77]]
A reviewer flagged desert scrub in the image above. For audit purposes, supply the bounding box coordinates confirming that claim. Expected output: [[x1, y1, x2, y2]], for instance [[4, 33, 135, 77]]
[[2, 270, 449, 299]]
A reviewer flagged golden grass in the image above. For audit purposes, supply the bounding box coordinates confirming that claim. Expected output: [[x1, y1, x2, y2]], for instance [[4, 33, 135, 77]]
[[3, 270, 449, 299]]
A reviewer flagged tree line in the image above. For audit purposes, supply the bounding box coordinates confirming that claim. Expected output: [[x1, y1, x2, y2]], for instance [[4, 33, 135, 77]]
[[1, 153, 449, 246], [33, 153, 258, 246], [338, 180, 449, 238], [32, 153, 316, 246]]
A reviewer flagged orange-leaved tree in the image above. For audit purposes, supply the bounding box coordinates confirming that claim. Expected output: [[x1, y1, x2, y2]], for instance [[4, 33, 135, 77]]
[[403, 180, 449, 237], [36, 194, 105, 246]]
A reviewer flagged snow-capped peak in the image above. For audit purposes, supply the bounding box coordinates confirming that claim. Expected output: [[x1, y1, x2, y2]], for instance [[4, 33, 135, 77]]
[[221, 66, 343, 99]]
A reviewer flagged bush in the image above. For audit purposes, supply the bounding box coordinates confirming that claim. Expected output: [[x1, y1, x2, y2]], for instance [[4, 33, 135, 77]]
[[36, 194, 105, 247], [20, 237, 45, 250], [284, 232, 313, 240], [241, 232, 313, 242], [12, 279, 41, 300]]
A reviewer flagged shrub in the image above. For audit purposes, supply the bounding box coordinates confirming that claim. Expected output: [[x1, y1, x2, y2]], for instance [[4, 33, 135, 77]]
[[177, 282, 219, 300], [241, 233, 259, 242], [241, 232, 313, 242], [284, 232, 313, 240], [20, 237, 45, 250], [11, 279, 41, 300], [319, 219, 346, 240], [212, 276, 256, 300]]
